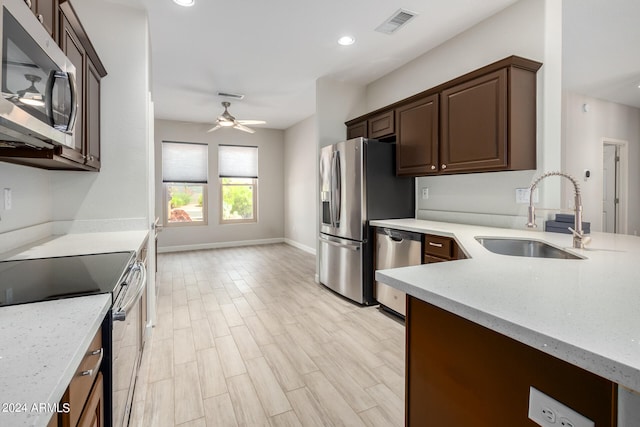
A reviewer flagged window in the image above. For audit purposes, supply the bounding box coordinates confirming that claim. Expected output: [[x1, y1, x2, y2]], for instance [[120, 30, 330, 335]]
[[218, 145, 258, 223], [162, 141, 208, 226]]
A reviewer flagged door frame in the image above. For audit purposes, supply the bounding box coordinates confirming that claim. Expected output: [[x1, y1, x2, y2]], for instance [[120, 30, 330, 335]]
[[601, 137, 628, 234]]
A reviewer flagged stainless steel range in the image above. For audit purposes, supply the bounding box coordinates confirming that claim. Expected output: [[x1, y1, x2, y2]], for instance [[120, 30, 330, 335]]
[[0, 251, 147, 427]]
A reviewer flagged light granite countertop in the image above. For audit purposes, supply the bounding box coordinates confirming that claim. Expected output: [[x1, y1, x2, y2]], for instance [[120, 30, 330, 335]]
[[1, 230, 149, 261], [0, 229, 149, 426], [371, 218, 640, 393], [0, 295, 111, 427]]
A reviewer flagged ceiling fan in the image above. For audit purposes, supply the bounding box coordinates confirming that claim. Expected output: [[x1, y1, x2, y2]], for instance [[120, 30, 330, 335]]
[[207, 101, 266, 134]]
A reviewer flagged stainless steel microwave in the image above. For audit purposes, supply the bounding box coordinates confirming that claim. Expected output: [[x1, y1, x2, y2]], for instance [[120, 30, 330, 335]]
[[0, 0, 77, 149]]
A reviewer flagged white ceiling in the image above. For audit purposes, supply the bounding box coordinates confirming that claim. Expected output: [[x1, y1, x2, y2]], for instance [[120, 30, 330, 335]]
[[563, 0, 640, 109], [140, 0, 520, 130]]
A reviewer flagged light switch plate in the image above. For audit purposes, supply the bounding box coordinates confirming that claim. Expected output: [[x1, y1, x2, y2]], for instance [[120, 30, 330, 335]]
[[528, 387, 594, 427], [3, 188, 11, 210], [516, 188, 538, 204]]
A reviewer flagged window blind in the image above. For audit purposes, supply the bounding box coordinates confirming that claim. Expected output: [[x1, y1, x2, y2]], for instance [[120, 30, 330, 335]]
[[218, 145, 258, 178], [162, 141, 208, 183]]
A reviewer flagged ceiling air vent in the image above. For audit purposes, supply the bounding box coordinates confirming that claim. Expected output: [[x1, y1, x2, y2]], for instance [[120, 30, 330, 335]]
[[217, 91, 245, 100], [375, 9, 418, 34]]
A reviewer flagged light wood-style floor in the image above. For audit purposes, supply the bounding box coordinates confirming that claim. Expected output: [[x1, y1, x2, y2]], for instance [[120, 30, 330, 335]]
[[130, 243, 405, 427]]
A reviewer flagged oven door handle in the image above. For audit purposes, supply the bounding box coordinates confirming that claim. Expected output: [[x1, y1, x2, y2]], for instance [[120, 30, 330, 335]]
[[113, 262, 146, 322]]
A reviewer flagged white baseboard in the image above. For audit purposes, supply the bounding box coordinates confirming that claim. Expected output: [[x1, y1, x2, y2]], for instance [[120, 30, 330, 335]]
[[157, 237, 285, 253], [284, 238, 316, 255]]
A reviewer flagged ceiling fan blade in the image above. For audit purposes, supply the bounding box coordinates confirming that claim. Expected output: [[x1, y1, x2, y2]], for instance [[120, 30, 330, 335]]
[[206, 124, 222, 133], [237, 120, 266, 125], [233, 123, 256, 134]]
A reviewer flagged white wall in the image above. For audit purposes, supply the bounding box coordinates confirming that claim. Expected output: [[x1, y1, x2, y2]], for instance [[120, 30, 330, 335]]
[[50, 0, 150, 224], [284, 115, 316, 253], [563, 92, 640, 234], [0, 163, 52, 233], [155, 120, 284, 250], [316, 77, 366, 148], [359, 0, 563, 227]]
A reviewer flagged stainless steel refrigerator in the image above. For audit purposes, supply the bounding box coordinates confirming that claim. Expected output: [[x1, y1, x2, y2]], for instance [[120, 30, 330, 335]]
[[319, 137, 415, 304]]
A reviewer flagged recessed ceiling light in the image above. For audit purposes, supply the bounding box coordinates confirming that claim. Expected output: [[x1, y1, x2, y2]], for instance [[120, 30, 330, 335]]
[[173, 0, 194, 7], [337, 36, 355, 46]]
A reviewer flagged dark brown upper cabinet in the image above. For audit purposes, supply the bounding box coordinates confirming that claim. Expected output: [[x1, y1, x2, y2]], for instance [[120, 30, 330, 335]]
[[0, 0, 106, 171], [59, 0, 107, 171], [59, 12, 85, 165], [85, 59, 101, 169], [396, 94, 439, 176], [440, 68, 508, 173], [440, 61, 538, 173], [28, 0, 59, 41], [346, 120, 367, 140], [368, 110, 394, 139], [345, 56, 542, 177]]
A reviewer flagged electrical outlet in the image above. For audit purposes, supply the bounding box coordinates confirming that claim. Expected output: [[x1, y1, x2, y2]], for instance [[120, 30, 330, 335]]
[[421, 188, 429, 200], [528, 387, 594, 427], [516, 188, 539, 204]]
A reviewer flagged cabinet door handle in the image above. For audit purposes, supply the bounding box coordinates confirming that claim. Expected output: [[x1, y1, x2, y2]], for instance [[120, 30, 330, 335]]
[[430, 165, 436, 170], [428, 242, 443, 248], [24, 0, 32, 8], [37, 14, 43, 23], [441, 164, 447, 169], [79, 347, 103, 378]]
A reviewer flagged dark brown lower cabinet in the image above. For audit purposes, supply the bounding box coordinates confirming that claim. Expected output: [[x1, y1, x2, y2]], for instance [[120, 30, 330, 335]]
[[77, 373, 104, 427], [406, 296, 617, 426], [60, 329, 103, 427]]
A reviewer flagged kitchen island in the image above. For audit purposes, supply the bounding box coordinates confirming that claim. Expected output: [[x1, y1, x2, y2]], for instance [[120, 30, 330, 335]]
[[372, 218, 640, 426]]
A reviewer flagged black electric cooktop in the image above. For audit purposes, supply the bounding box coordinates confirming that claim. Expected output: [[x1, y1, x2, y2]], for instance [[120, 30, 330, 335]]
[[0, 251, 135, 307]]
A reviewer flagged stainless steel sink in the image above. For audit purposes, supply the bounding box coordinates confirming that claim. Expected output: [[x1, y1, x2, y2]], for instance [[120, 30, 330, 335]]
[[475, 237, 583, 260]]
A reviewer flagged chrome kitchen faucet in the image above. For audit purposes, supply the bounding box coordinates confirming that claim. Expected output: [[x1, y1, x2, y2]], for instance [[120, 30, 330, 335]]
[[526, 171, 589, 249]]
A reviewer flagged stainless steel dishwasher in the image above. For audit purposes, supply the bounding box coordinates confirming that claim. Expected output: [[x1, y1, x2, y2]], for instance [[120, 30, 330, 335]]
[[375, 228, 422, 317]]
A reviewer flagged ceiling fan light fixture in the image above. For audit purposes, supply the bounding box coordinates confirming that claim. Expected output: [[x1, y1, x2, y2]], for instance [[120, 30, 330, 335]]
[[173, 0, 194, 7], [337, 35, 355, 46], [207, 101, 263, 134]]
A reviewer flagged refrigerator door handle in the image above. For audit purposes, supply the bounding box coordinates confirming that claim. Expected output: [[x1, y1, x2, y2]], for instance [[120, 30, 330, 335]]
[[330, 151, 338, 227], [329, 151, 335, 227], [318, 236, 360, 251], [334, 151, 341, 227]]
